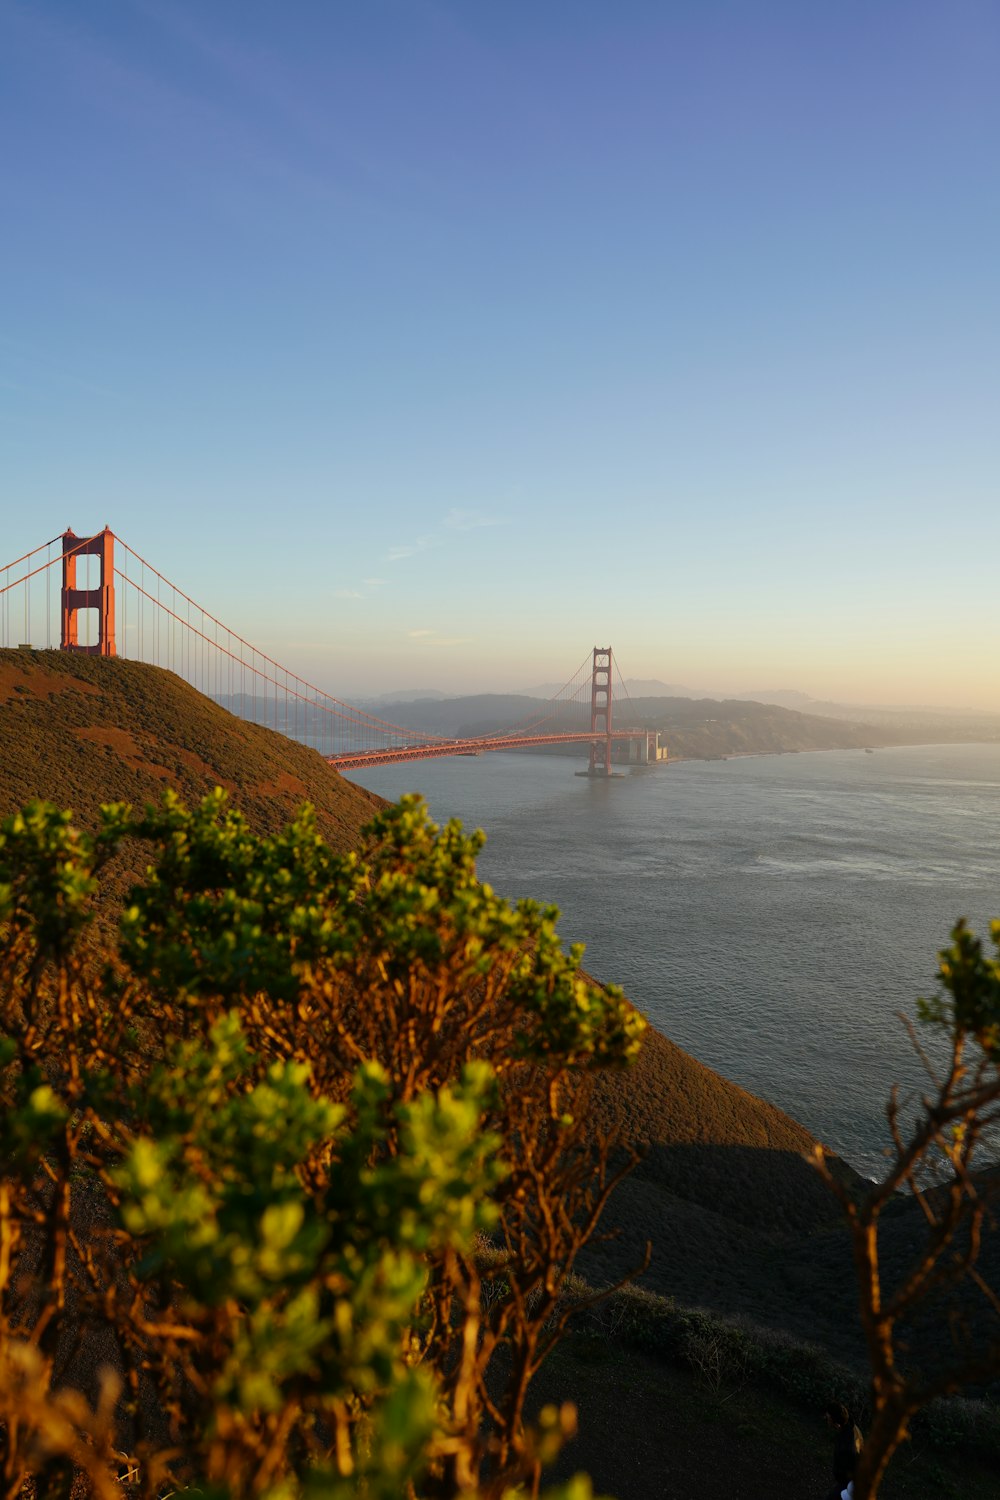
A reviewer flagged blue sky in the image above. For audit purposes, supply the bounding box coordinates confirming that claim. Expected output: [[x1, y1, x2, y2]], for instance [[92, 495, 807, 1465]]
[[3, 2, 998, 705]]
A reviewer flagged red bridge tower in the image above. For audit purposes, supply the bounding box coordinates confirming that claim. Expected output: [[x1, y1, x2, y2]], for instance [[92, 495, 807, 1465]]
[[61, 527, 116, 656], [588, 645, 613, 775]]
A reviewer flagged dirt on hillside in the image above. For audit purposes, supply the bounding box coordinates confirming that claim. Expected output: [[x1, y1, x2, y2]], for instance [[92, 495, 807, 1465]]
[[0, 648, 386, 883]]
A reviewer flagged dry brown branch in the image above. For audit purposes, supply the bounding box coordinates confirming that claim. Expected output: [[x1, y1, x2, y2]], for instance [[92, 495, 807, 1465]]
[[813, 919, 1000, 1499]]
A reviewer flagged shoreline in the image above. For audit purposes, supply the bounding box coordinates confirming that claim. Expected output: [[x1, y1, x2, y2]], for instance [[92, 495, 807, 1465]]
[[658, 735, 1000, 768]]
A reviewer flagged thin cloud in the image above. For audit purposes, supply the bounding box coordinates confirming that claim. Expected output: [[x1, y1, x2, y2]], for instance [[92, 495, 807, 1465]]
[[386, 535, 434, 562], [407, 628, 472, 647], [383, 511, 504, 565], [331, 579, 385, 600], [444, 507, 504, 532]]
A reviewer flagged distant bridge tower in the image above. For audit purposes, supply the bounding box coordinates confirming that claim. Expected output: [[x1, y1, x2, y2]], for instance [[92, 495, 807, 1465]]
[[61, 527, 116, 656], [588, 645, 613, 775]]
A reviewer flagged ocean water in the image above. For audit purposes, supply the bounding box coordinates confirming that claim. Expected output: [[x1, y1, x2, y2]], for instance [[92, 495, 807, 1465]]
[[348, 743, 1000, 1177]]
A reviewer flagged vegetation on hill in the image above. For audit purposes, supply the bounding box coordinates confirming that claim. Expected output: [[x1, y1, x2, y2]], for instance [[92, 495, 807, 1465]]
[[5, 787, 1000, 1498], [0, 647, 384, 852], [0, 790, 644, 1498]]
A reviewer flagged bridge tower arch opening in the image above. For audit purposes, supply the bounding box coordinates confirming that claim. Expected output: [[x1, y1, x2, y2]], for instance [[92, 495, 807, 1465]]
[[61, 528, 116, 656], [588, 645, 613, 775]]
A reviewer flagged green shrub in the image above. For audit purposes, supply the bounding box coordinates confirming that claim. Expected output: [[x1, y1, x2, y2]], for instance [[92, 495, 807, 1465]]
[[0, 792, 641, 1499]]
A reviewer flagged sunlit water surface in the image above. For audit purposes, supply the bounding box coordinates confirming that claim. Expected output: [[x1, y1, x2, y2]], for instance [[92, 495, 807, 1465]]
[[349, 744, 1000, 1176]]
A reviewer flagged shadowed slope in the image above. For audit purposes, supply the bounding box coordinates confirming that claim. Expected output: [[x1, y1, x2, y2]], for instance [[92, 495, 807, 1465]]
[[583, 1023, 873, 1362], [591, 1022, 854, 1233]]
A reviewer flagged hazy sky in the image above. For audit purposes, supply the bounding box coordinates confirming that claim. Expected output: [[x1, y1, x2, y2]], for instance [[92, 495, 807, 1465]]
[[3, 2, 998, 706]]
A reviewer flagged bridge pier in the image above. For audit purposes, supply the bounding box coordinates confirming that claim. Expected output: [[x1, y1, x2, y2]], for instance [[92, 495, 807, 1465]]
[[619, 730, 666, 765]]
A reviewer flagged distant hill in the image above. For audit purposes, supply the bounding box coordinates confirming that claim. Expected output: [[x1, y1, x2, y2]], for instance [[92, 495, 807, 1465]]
[[741, 688, 1000, 740], [610, 695, 891, 757], [365, 689, 892, 758], [524, 677, 703, 700], [328, 677, 1000, 746], [357, 687, 452, 706], [517, 679, 1000, 742]]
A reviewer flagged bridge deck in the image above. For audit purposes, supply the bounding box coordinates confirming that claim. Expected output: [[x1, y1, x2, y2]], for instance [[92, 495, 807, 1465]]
[[326, 729, 650, 772]]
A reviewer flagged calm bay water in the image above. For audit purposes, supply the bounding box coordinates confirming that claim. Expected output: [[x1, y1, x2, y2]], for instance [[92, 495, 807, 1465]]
[[349, 743, 1000, 1176]]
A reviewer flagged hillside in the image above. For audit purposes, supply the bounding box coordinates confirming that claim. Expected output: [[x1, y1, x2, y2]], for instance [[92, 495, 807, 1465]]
[[580, 1019, 873, 1364], [619, 694, 890, 757], [0, 648, 384, 860]]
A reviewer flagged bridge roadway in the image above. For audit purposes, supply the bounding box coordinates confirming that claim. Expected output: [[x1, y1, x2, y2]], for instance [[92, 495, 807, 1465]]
[[326, 728, 651, 772]]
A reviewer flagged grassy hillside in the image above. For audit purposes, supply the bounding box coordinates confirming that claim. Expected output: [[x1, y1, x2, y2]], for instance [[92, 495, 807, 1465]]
[[0, 647, 384, 852]]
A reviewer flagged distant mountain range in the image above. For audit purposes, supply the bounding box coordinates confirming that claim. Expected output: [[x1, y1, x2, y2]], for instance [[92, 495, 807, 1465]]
[[741, 690, 1000, 732], [522, 677, 703, 700], [358, 688, 452, 705], [360, 680, 1000, 735], [341, 690, 892, 759]]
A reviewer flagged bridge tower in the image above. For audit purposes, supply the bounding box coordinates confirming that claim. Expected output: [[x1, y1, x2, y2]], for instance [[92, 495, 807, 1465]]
[[61, 528, 116, 656], [588, 645, 613, 775]]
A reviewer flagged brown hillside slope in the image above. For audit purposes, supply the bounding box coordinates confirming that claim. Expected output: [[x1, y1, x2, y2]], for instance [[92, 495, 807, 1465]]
[[582, 1024, 871, 1362], [0, 648, 384, 859]]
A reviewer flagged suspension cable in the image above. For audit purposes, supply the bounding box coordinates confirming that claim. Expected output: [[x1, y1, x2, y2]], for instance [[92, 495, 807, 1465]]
[[114, 534, 456, 742], [115, 570, 419, 741], [485, 649, 594, 738], [0, 532, 98, 598]]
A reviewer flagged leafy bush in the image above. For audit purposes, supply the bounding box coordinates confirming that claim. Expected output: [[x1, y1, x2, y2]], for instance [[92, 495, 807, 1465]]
[[0, 792, 644, 1499]]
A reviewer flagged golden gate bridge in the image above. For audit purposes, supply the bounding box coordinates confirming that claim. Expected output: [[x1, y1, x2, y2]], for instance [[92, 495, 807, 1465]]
[[0, 528, 665, 775]]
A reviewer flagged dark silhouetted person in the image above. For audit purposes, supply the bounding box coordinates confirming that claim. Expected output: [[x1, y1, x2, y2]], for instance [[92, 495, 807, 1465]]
[[824, 1400, 862, 1499]]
